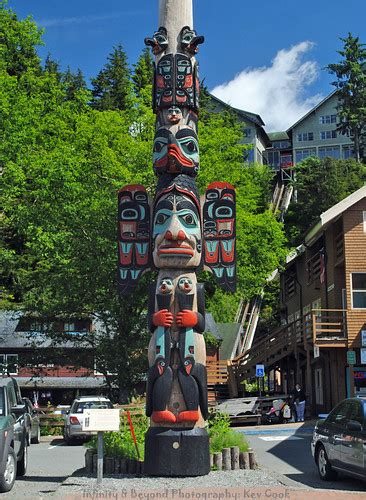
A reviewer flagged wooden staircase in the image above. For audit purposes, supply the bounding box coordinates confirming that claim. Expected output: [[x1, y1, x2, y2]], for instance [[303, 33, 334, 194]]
[[206, 360, 236, 403]]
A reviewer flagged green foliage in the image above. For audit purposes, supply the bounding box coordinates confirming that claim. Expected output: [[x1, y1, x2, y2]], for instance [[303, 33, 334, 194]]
[[326, 33, 366, 162], [132, 48, 154, 100], [91, 44, 133, 111], [0, 3, 287, 395], [207, 410, 249, 453], [285, 156, 366, 245], [0, 1, 43, 76], [86, 411, 148, 460], [203, 331, 222, 349]]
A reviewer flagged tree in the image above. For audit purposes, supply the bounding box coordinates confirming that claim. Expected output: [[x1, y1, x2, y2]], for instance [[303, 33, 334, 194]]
[[62, 67, 88, 102], [285, 156, 366, 245], [0, 1, 43, 76], [327, 33, 366, 162], [132, 47, 154, 98], [91, 44, 133, 111]]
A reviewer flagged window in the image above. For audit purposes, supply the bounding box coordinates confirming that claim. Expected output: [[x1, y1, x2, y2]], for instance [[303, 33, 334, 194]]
[[327, 402, 350, 427], [280, 154, 293, 167], [347, 400, 364, 425], [244, 149, 255, 163], [319, 114, 337, 124], [295, 148, 316, 163], [267, 151, 280, 169], [243, 128, 252, 138], [320, 130, 337, 140], [30, 321, 43, 331], [0, 354, 18, 375], [318, 146, 340, 159], [296, 132, 314, 142], [351, 273, 366, 308], [64, 322, 75, 332], [342, 145, 355, 159]]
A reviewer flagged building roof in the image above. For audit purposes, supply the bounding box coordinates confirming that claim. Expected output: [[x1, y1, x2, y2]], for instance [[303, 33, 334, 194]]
[[208, 93, 266, 127], [217, 322, 241, 360], [286, 91, 337, 133], [16, 376, 107, 389], [267, 132, 290, 141], [305, 184, 366, 246], [205, 313, 222, 340], [0, 311, 91, 349]]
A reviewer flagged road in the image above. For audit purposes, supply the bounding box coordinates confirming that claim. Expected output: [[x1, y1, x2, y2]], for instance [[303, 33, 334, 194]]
[[7, 437, 85, 498], [240, 424, 366, 493]]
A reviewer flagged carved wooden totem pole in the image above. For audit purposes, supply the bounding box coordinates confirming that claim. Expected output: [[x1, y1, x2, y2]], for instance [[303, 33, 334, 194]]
[[118, 0, 236, 476]]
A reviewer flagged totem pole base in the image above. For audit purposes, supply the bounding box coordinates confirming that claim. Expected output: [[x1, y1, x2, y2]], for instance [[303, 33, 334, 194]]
[[144, 427, 210, 476]]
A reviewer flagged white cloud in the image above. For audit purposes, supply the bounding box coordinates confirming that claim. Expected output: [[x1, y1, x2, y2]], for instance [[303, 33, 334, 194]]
[[39, 11, 143, 28], [211, 41, 324, 131]]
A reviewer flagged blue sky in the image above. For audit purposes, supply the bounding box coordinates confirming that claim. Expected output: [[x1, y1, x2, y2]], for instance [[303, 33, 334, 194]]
[[8, 0, 366, 131]]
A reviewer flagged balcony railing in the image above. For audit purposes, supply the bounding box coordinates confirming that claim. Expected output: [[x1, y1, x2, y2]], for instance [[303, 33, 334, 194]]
[[312, 309, 347, 344]]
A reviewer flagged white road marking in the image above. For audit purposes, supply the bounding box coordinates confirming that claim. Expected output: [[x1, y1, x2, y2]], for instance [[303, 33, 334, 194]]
[[48, 443, 64, 449], [259, 435, 304, 441]]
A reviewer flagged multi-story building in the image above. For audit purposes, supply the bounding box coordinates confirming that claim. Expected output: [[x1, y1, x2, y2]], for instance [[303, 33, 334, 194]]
[[0, 311, 106, 406], [288, 91, 355, 165], [208, 94, 271, 164], [233, 185, 366, 414]]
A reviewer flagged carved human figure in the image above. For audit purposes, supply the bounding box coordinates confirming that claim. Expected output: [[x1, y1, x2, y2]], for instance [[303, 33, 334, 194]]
[[146, 272, 208, 424]]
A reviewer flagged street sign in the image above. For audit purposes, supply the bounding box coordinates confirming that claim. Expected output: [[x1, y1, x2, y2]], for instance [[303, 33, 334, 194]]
[[256, 364, 265, 377], [347, 350, 356, 365], [82, 409, 120, 432]]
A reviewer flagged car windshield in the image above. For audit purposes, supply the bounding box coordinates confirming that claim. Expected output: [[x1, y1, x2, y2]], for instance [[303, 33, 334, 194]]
[[0, 389, 5, 416], [72, 401, 113, 413]]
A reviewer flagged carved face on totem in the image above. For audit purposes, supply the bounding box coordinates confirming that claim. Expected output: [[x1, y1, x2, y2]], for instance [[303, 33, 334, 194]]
[[153, 190, 202, 269], [144, 27, 168, 55], [180, 26, 205, 54], [153, 127, 199, 176]]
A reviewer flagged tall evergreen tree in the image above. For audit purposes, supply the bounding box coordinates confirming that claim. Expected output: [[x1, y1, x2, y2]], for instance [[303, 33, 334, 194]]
[[62, 67, 87, 101], [132, 47, 154, 97], [327, 33, 366, 162], [91, 44, 132, 111], [44, 53, 61, 80]]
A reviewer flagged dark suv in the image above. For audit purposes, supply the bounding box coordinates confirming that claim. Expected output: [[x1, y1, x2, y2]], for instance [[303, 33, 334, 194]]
[[0, 378, 29, 493]]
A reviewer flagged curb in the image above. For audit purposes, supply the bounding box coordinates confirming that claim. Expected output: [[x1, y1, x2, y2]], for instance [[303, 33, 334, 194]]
[[239, 427, 314, 435]]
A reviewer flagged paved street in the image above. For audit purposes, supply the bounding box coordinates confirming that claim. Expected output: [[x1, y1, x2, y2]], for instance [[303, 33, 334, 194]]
[[240, 423, 366, 493], [7, 437, 85, 498]]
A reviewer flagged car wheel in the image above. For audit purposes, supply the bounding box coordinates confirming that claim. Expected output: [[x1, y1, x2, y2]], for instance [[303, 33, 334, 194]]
[[0, 448, 17, 493], [17, 442, 27, 477], [64, 429, 75, 445], [316, 444, 337, 480], [31, 425, 41, 444]]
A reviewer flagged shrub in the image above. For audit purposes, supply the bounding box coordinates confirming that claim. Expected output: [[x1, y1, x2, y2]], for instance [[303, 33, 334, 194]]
[[208, 410, 249, 454]]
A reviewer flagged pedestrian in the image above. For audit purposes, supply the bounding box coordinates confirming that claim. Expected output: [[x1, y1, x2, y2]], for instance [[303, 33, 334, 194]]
[[291, 384, 306, 422]]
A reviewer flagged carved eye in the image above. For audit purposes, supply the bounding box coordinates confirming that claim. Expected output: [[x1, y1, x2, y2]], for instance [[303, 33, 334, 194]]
[[156, 213, 169, 225], [186, 140, 197, 153], [154, 141, 165, 153], [180, 213, 195, 226]]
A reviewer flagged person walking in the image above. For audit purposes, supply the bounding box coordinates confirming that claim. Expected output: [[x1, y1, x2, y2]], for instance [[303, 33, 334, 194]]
[[291, 384, 306, 422]]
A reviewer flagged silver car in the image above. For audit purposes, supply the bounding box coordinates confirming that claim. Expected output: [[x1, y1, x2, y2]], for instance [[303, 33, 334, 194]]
[[63, 396, 113, 444]]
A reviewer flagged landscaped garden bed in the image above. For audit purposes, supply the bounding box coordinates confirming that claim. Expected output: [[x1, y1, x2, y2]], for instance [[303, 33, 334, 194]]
[[85, 409, 257, 474]]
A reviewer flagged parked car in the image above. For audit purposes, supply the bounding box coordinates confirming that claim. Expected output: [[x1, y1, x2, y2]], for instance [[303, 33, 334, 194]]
[[63, 396, 113, 444], [22, 398, 40, 444], [311, 397, 366, 481], [0, 378, 29, 493]]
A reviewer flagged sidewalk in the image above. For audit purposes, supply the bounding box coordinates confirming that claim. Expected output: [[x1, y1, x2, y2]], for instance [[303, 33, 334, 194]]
[[237, 420, 316, 435]]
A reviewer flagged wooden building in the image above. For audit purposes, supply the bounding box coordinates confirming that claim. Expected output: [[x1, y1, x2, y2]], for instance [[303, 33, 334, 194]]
[[233, 186, 366, 414]]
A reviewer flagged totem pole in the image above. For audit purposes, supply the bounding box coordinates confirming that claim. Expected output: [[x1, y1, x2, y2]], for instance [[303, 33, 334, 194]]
[[118, 0, 236, 476]]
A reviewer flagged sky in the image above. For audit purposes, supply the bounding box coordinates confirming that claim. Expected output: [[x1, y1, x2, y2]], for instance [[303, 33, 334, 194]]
[[8, 0, 366, 131]]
